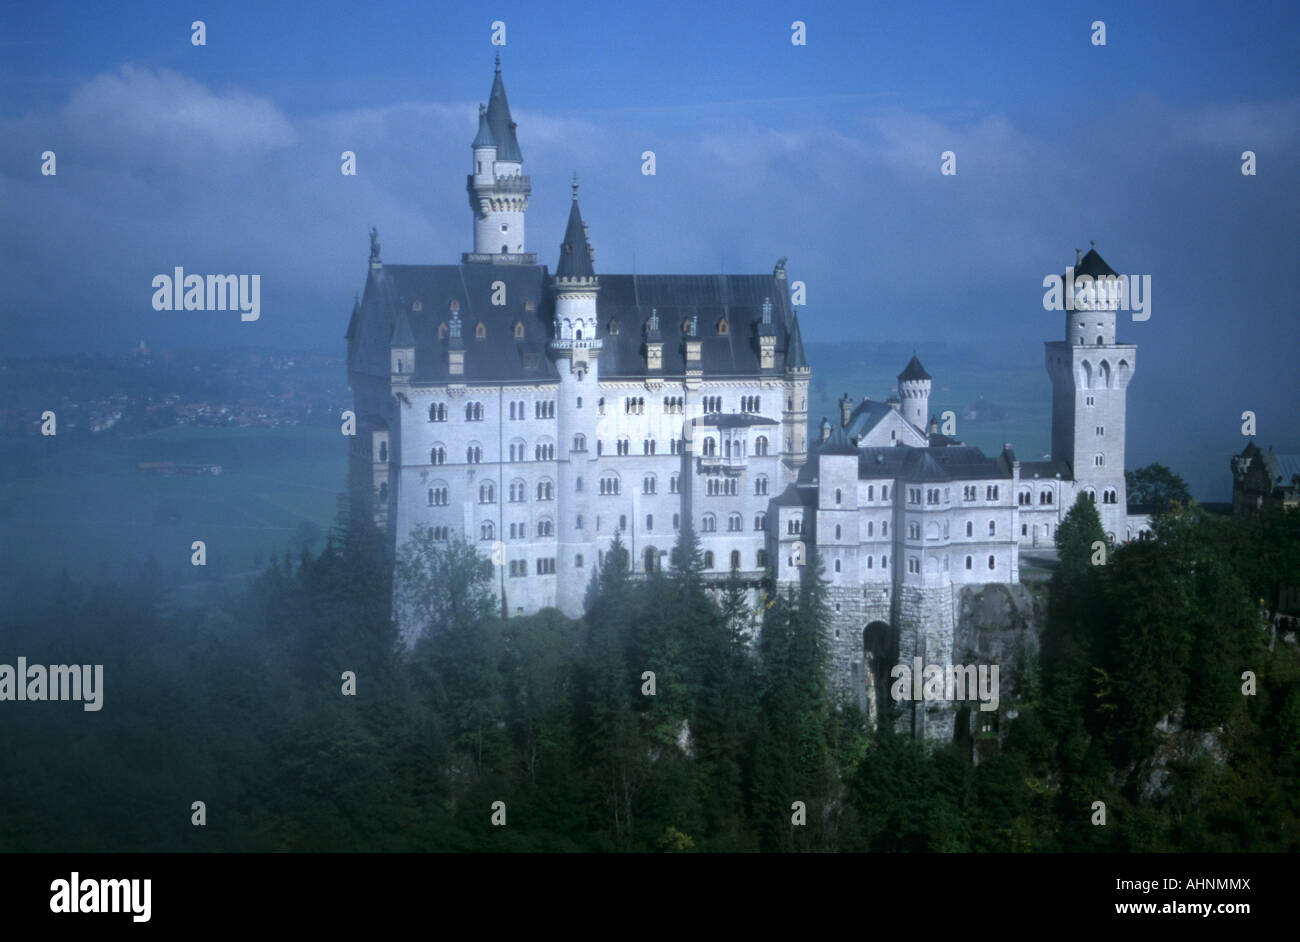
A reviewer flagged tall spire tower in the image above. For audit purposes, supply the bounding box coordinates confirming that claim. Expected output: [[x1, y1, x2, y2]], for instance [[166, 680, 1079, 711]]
[[465, 56, 535, 263]]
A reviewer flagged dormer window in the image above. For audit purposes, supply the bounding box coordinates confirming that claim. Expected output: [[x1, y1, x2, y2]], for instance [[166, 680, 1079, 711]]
[[716, 317, 729, 336], [608, 319, 620, 335], [513, 321, 525, 339], [524, 299, 536, 312], [438, 322, 448, 340], [412, 300, 422, 311], [450, 299, 460, 313], [475, 322, 486, 339]]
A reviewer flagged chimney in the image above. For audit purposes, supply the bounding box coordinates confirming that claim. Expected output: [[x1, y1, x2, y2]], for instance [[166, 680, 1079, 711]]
[[839, 393, 853, 427]]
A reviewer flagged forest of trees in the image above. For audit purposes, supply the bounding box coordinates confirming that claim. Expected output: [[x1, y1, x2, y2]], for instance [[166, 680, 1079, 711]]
[[0, 491, 1296, 852]]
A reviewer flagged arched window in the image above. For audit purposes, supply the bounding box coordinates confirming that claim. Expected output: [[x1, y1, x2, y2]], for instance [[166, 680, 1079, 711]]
[[702, 513, 717, 533], [754, 512, 767, 531], [702, 437, 717, 457], [643, 474, 656, 494], [429, 403, 446, 422], [757, 549, 767, 567], [481, 521, 494, 541], [599, 474, 620, 496], [730, 550, 741, 570], [536, 480, 554, 501], [573, 434, 586, 452], [509, 479, 526, 502], [834, 559, 841, 573], [378, 441, 388, 462], [755, 475, 769, 496], [670, 474, 680, 494], [728, 513, 742, 532], [988, 555, 995, 570], [835, 524, 842, 540], [537, 519, 553, 537], [479, 482, 495, 503], [428, 484, 448, 506], [755, 436, 768, 456], [965, 521, 973, 537], [988, 520, 996, 536], [646, 514, 653, 532], [703, 551, 715, 569], [430, 445, 446, 466], [466, 444, 482, 464]]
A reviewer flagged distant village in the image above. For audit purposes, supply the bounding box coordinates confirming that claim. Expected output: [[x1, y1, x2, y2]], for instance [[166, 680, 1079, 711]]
[[0, 345, 348, 438]]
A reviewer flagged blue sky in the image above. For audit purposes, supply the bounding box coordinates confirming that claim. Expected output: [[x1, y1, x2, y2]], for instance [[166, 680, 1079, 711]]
[[2, 0, 1298, 495]]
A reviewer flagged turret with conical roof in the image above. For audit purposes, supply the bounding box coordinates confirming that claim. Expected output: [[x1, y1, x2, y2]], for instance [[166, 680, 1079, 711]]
[[465, 56, 534, 262], [782, 311, 811, 468], [897, 353, 931, 432], [550, 177, 600, 377]]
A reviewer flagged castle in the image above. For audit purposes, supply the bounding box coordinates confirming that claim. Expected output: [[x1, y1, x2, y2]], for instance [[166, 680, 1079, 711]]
[[345, 61, 1151, 736]]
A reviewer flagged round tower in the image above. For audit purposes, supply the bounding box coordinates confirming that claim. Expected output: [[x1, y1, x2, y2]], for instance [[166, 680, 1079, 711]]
[[897, 354, 931, 432], [550, 179, 601, 614], [466, 56, 532, 258]]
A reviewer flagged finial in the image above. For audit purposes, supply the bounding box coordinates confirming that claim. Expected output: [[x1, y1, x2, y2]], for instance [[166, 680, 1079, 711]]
[[479, 103, 486, 116], [1075, 247, 1082, 265], [494, 52, 500, 72], [571, 172, 579, 200], [1090, 239, 1096, 248]]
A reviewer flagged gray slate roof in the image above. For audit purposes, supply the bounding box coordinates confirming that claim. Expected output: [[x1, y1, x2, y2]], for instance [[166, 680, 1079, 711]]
[[1019, 459, 1073, 481], [486, 64, 522, 162], [1073, 246, 1117, 279], [898, 354, 931, 382], [556, 198, 594, 279], [810, 442, 1011, 483], [352, 264, 800, 383]]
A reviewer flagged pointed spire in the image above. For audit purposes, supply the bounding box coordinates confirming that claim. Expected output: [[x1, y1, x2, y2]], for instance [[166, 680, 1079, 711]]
[[473, 103, 495, 148], [898, 354, 931, 382], [485, 58, 522, 161], [785, 314, 807, 370], [556, 193, 595, 279], [571, 171, 579, 200]]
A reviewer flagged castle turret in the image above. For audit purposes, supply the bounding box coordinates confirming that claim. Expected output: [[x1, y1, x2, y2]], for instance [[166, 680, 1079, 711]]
[[897, 354, 931, 432], [782, 313, 810, 467], [550, 179, 601, 613], [1045, 243, 1137, 540], [465, 56, 534, 262]]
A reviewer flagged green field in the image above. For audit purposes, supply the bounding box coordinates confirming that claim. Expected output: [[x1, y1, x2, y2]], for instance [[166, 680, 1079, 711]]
[[0, 425, 346, 592]]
